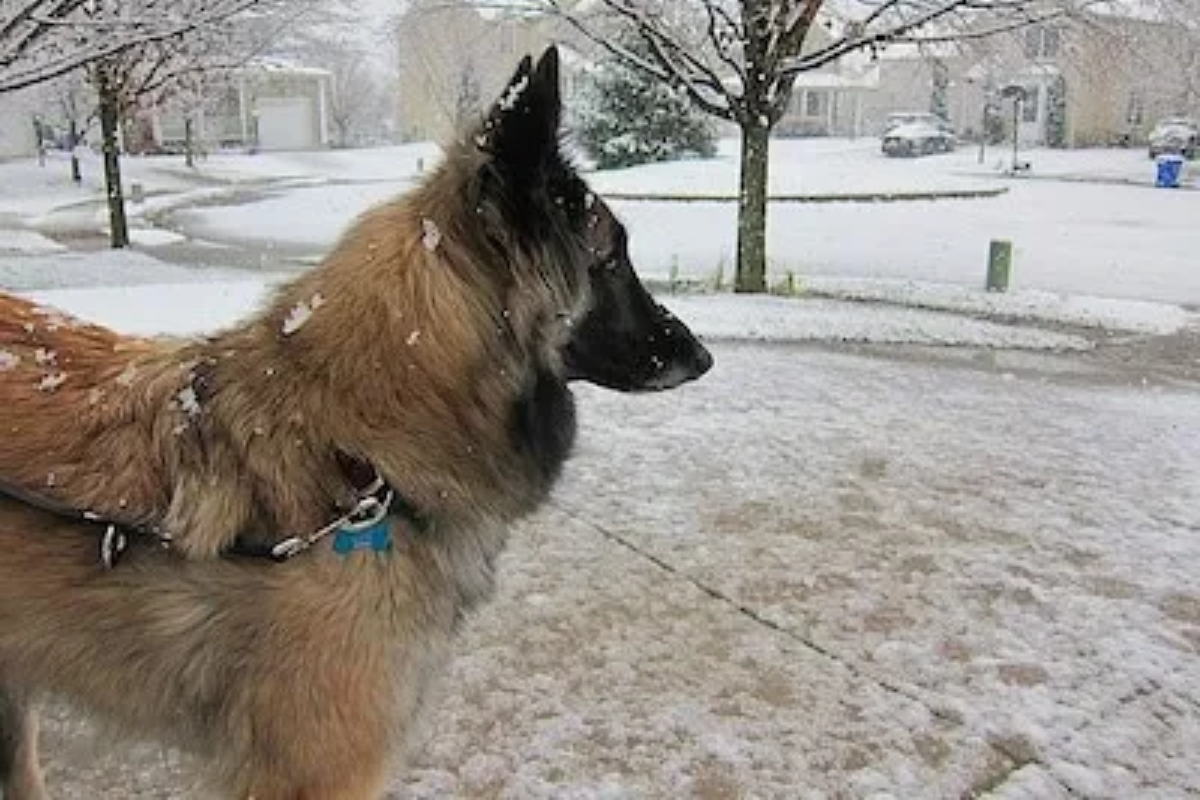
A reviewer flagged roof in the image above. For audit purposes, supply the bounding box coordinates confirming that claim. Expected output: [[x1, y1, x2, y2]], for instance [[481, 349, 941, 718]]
[[242, 58, 332, 79]]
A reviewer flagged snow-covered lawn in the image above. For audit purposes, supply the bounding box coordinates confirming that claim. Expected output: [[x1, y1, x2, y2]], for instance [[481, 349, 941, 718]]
[[4, 139, 1198, 306], [1, 138, 1198, 798]]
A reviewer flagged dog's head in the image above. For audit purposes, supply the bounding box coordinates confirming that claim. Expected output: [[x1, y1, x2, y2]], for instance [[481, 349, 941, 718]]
[[471, 47, 712, 393]]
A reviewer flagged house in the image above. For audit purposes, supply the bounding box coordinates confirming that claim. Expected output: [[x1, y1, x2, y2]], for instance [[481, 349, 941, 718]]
[[852, 45, 974, 138], [153, 60, 333, 153], [775, 20, 973, 139], [947, 10, 1198, 148], [775, 16, 883, 138], [778, 6, 1198, 148], [393, 0, 589, 144], [777, 65, 882, 138]]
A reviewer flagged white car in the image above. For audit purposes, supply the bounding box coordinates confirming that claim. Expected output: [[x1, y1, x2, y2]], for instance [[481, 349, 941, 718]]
[[881, 115, 957, 157], [1148, 117, 1198, 160]]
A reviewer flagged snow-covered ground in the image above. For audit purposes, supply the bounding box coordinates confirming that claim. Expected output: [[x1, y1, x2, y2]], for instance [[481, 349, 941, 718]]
[[1, 138, 1199, 798], [3, 138, 1198, 307], [29, 340, 1200, 799]]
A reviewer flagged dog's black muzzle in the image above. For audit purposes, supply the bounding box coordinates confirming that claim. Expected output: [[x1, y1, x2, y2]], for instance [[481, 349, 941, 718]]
[[564, 256, 712, 393]]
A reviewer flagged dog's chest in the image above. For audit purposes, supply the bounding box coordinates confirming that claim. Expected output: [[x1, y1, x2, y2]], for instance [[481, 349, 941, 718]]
[[438, 524, 508, 616], [391, 521, 508, 627]]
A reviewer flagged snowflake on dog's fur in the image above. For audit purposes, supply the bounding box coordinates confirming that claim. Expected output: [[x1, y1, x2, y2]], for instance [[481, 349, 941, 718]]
[[34, 348, 57, 366], [498, 76, 528, 111], [116, 363, 138, 387], [421, 218, 442, 252], [282, 293, 326, 336], [0, 350, 19, 371], [38, 372, 67, 392], [177, 385, 201, 418]]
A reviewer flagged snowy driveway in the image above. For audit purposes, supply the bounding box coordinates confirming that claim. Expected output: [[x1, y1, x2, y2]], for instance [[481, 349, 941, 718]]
[[395, 343, 1199, 799], [38, 342, 1199, 798]]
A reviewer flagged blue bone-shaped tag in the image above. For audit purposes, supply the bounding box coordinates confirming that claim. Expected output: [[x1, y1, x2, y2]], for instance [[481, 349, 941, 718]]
[[333, 520, 392, 555]]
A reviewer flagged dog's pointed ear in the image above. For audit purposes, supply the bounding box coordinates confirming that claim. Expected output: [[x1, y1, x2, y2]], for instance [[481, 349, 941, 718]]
[[476, 47, 562, 170]]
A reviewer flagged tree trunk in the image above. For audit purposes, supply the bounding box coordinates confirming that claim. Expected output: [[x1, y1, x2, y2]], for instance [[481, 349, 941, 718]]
[[735, 118, 770, 293], [185, 116, 195, 168], [69, 119, 81, 184], [97, 68, 129, 249]]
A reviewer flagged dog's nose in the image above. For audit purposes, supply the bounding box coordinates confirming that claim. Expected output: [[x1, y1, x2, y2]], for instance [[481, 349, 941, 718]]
[[693, 343, 714, 377]]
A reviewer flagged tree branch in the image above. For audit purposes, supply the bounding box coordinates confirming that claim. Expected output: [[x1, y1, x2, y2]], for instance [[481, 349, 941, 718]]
[[0, 0, 262, 93], [543, 0, 737, 120]]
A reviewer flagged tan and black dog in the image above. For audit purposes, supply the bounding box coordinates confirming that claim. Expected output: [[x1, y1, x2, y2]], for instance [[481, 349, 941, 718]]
[[0, 48, 711, 799]]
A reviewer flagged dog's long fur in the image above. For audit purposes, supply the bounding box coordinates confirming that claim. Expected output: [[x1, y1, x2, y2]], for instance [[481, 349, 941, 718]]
[[0, 50, 710, 799]]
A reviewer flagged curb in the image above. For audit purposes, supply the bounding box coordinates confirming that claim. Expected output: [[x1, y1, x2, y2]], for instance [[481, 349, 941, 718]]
[[603, 187, 1009, 204]]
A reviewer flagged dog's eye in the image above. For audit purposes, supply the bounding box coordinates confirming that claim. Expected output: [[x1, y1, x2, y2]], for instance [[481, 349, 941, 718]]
[[590, 255, 618, 274]]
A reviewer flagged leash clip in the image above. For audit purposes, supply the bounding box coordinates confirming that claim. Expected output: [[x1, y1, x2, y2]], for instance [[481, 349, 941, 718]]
[[99, 524, 128, 570], [342, 492, 392, 532], [269, 536, 308, 561], [268, 486, 394, 561]]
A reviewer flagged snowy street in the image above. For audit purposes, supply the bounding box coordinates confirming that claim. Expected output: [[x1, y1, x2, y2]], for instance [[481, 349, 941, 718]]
[[1, 140, 1198, 797]]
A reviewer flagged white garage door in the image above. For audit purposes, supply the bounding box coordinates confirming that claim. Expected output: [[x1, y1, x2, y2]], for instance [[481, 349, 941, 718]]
[[256, 97, 315, 151]]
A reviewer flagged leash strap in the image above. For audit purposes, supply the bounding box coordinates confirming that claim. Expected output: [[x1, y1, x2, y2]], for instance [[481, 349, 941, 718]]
[[0, 469, 408, 569]]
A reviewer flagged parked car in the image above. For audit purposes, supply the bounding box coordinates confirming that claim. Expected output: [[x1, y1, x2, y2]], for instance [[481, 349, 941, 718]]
[[881, 113, 957, 157], [1147, 117, 1198, 159], [883, 111, 951, 132]]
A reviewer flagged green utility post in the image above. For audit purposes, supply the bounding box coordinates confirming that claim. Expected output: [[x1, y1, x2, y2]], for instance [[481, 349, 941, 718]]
[[987, 240, 1012, 292]]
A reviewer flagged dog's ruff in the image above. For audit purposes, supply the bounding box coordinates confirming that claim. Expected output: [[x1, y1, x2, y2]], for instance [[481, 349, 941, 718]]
[[0, 48, 711, 800]]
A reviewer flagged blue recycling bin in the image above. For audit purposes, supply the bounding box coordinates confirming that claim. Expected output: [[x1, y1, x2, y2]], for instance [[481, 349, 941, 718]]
[[1156, 154, 1184, 188]]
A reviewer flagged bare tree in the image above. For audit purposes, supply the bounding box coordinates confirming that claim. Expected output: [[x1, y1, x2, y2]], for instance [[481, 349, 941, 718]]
[[540, 0, 1111, 292], [0, 0, 274, 93], [5, 0, 318, 247], [86, 1, 285, 247]]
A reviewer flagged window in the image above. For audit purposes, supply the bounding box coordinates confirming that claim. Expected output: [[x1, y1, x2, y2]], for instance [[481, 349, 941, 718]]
[[803, 90, 826, 118], [1024, 26, 1062, 60], [1022, 86, 1040, 123]]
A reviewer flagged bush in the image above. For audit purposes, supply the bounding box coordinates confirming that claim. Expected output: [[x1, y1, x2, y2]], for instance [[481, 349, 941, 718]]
[[576, 45, 716, 170]]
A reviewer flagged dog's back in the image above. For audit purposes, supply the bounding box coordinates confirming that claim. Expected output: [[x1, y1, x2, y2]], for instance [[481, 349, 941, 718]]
[[0, 293, 170, 526]]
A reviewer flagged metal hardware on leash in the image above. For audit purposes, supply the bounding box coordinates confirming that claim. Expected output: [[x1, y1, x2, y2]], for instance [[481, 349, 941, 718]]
[[100, 524, 128, 569], [269, 478, 394, 562]]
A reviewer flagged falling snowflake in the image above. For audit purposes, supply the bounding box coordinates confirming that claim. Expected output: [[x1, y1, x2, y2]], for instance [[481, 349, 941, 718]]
[[38, 372, 67, 392], [422, 218, 442, 252], [406, 330, 421, 346], [282, 293, 325, 336], [0, 350, 19, 371]]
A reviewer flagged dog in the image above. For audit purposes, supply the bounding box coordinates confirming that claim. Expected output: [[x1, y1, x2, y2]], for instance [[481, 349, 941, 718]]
[[0, 47, 711, 799]]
